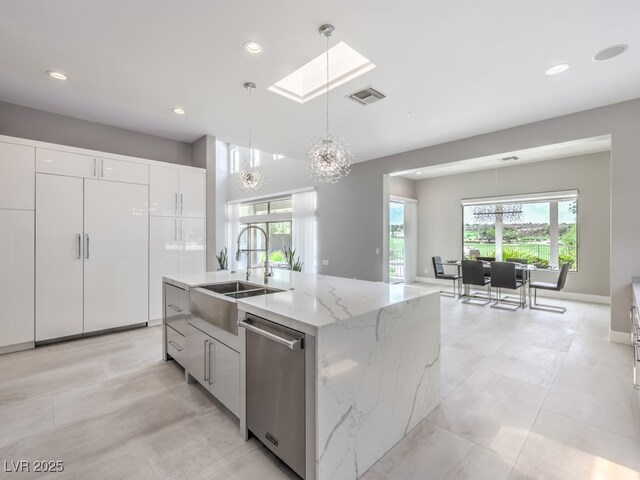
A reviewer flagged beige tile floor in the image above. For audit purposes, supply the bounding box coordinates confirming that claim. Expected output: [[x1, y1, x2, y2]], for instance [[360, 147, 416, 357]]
[[0, 295, 639, 479]]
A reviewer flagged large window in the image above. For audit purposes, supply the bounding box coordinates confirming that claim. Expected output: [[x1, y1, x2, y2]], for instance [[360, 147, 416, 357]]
[[238, 198, 293, 270], [463, 191, 577, 270]]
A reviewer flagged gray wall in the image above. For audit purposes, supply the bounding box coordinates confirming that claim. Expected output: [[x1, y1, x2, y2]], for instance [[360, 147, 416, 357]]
[[315, 97, 640, 334], [390, 176, 417, 199], [414, 152, 610, 296], [0, 101, 193, 165]]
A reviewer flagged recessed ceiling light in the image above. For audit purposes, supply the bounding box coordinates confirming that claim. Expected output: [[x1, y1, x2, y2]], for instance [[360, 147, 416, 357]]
[[243, 41, 263, 54], [593, 44, 628, 61], [46, 70, 68, 80], [172, 108, 186, 115], [545, 64, 570, 76], [416, 171, 423, 175]]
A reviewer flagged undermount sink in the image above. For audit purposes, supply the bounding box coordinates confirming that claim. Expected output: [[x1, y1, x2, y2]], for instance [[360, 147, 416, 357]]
[[190, 282, 284, 335]]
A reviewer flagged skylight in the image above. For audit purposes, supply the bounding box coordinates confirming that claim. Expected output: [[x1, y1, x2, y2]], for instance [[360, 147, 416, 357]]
[[268, 42, 375, 104]]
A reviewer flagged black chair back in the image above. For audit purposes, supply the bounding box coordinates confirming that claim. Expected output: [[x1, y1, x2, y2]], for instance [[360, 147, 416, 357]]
[[556, 263, 570, 290], [490, 262, 517, 289], [432, 256, 445, 277], [477, 256, 496, 262], [461, 260, 486, 286], [505, 258, 528, 264]]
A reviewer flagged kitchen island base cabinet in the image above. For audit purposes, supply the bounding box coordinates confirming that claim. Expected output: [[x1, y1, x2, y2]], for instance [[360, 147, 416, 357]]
[[187, 324, 240, 417]]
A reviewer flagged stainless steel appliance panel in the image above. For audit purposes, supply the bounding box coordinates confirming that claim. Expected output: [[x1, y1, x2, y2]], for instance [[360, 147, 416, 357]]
[[244, 314, 306, 478]]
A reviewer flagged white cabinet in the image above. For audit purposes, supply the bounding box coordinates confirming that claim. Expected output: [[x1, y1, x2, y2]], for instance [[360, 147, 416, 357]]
[[148, 164, 206, 322], [100, 157, 148, 185], [36, 148, 96, 179], [149, 166, 179, 216], [149, 217, 206, 321], [179, 170, 206, 218], [150, 217, 181, 321], [0, 210, 34, 348], [36, 149, 149, 185], [187, 323, 240, 417], [83, 179, 149, 333], [0, 142, 35, 210], [35, 173, 149, 341], [149, 165, 205, 218], [35, 174, 84, 342]]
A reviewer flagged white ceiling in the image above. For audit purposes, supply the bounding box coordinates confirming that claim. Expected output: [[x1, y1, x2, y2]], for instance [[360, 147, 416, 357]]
[[394, 135, 611, 180], [0, 1, 639, 163]]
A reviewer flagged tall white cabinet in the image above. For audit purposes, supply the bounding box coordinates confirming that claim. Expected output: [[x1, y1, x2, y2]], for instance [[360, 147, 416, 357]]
[[35, 156, 149, 342], [0, 135, 206, 352], [0, 141, 35, 351], [149, 165, 206, 322]]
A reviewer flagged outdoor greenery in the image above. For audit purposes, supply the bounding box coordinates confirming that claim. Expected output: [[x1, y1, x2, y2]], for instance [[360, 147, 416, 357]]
[[269, 250, 286, 263]]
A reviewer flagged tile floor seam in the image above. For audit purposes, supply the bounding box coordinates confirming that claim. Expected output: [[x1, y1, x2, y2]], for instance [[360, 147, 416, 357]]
[[507, 325, 573, 477]]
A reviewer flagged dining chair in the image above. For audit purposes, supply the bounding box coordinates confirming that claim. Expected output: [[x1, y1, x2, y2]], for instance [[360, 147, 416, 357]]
[[461, 260, 492, 306], [432, 256, 459, 297], [529, 263, 570, 313], [490, 261, 525, 310], [477, 256, 495, 278], [505, 257, 528, 281]]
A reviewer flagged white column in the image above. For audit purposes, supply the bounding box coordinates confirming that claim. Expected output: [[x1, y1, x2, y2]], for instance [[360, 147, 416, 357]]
[[495, 215, 503, 261], [549, 201, 559, 268]]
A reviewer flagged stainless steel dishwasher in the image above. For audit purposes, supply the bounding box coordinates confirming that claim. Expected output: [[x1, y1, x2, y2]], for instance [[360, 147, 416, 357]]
[[239, 314, 306, 479]]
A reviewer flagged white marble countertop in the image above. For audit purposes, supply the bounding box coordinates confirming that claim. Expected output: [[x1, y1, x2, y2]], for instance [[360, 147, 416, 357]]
[[164, 269, 439, 334]]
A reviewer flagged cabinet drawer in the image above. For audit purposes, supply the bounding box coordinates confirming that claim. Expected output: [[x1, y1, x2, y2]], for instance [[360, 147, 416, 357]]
[[36, 148, 96, 178], [166, 325, 186, 367]]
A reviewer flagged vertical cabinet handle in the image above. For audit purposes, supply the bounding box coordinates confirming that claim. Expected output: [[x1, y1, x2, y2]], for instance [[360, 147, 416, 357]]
[[208, 340, 214, 385], [93, 158, 97, 177], [180, 193, 184, 215], [175, 193, 179, 216], [203, 339, 209, 382], [76, 234, 82, 259], [100, 158, 104, 178], [85, 234, 90, 259]]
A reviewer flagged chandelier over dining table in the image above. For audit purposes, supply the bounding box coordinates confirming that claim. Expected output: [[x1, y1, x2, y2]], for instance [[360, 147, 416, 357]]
[[472, 203, 524, 224]]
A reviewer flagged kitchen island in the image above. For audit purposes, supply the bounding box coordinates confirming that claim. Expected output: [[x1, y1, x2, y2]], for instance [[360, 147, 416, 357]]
[[163, 269, 441, 480]]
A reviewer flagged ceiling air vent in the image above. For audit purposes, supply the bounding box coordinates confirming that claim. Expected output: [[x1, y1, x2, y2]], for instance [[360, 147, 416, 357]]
[[346, 86, 386, 106], [499, 156, 519, 162]]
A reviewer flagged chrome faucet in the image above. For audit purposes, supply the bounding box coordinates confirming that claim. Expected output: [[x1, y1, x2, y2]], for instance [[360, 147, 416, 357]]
[[235, 225, 271, 283]]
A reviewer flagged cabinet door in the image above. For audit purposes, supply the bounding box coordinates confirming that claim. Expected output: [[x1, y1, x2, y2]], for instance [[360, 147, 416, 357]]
[[179, 218, 206, 275], [0, 210, 35, 347], [83, 179, 149, 333], [149, 217, 180, 321], [0, 142, 35, 210], [149, 165, 179, 217], [179, 170, 206, 218], [36, 148, 97, 179], [35, 174, 84, 342], [100, 158, 149, 185], [187, 324, 210, 387], [210, 339, 240, 417]]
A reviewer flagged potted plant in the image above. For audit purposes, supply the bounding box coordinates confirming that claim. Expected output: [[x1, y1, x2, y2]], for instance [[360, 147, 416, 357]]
[[216, 247, 228, 271], [284, 247, 303, 272]]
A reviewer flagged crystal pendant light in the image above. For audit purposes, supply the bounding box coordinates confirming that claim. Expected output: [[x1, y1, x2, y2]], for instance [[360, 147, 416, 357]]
[[306, 24, 353, 184], [236, 82, 266, 194]]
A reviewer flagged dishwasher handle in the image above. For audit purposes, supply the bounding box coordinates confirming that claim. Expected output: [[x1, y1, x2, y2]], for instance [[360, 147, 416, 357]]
[[238, 319, 303, 350]]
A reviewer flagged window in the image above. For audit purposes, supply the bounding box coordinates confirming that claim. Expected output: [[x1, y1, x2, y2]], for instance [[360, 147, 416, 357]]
[[236, 197, 294, 270], [230, 147, 240, 174], [462, 191, 578, 270]]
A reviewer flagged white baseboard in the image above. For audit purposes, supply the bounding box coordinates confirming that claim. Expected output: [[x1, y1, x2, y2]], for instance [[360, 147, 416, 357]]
[[413, 277, 611, 304], [609, 329, 632, 345], [148, 318, 163, 326]]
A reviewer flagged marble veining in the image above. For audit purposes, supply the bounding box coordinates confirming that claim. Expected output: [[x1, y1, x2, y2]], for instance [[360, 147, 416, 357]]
[[316, 294, 441, 479]]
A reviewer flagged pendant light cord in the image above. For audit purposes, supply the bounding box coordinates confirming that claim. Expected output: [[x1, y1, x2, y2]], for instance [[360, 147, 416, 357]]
[[248, 86, 253, 166], [326, 33, 330, 135]]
